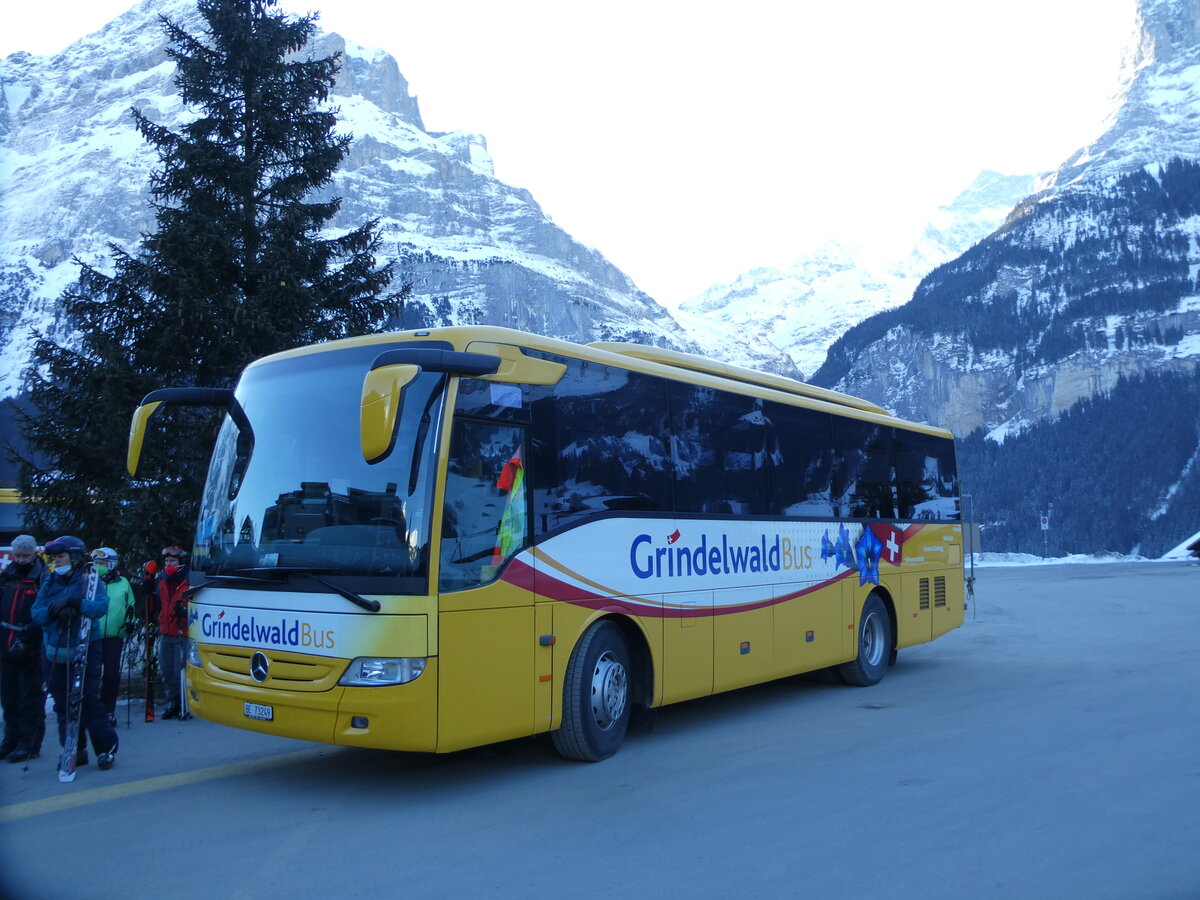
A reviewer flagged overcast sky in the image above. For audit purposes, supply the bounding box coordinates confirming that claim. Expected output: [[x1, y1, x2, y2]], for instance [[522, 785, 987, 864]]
[[4, 0, 1138, 305]]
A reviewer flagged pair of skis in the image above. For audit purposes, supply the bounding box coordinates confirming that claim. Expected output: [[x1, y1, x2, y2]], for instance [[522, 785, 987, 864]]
[[179, 665, 192, 720], [58, 562, 98, 783], [142, 619, 191, 720], [144, 620, 158, 721]]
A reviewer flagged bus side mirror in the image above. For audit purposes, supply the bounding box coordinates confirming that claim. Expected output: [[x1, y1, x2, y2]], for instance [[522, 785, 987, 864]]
[[127, 387, 251, 478], [127, 400, 165, 476], [361, 363, 421, 464]]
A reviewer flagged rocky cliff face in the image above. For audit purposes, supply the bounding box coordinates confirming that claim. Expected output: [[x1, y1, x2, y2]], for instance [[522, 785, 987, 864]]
[[811, 0, 1200, 440], [0, 0, 701, 399]]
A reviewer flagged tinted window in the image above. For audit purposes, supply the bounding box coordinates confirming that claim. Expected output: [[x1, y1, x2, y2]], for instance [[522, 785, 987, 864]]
[[832, 419, 896, 518], [527, 357, 673, 535], [453, 377, 530, 423], [895, 430, 960, 520], [765, 402, 834, 517], [669, 383, 769, 515]]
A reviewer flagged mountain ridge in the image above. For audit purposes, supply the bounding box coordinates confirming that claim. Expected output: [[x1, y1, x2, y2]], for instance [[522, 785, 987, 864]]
[[0, 0, 711, 401], [673, 170, 1040, 379]]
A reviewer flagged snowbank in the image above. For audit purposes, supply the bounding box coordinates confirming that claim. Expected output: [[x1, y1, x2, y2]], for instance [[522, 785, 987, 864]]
[[969, 551, 1158, 567]]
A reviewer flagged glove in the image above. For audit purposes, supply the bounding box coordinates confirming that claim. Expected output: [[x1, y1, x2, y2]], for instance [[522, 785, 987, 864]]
[[173, 601, 187, 620], [121, 612, 141, 639], [48, 594, 81, 619]]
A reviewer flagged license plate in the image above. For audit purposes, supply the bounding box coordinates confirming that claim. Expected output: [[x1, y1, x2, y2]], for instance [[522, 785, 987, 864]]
[[244, 702, 274, 721]]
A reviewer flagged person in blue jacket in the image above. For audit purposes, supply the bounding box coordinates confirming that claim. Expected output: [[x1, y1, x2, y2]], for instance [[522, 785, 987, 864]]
[[31, 536, 119, 771]]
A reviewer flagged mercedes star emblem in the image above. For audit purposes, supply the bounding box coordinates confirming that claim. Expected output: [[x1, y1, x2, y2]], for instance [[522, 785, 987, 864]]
[[250, 651, 270, 683]]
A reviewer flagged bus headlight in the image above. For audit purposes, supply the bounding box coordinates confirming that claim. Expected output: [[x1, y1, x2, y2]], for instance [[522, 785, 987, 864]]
[[339, 657, 426, 686], [186, 638, 201, 667]]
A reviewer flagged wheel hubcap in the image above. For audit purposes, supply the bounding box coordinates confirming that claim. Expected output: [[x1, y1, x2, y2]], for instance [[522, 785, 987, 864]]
[[861, 611, 886, 667], [590, 651, 628, 731]]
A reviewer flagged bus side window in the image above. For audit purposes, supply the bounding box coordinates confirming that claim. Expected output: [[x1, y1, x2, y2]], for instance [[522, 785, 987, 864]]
[[669, 383, 769, 516], [833, 419, 896, 519], [525, 355, 672, 535], [766, 402, 834, 518], [895, 430, 960, 521], [439, 419, 529, 591]]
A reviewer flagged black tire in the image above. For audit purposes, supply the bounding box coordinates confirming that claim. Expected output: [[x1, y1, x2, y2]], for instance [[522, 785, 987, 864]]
[[552, 620, 632, 762], [838, 592, 892, 687]]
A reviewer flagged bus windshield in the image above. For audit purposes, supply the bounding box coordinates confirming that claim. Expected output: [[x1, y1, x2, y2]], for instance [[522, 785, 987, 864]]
[[194, 344, 446, 591]]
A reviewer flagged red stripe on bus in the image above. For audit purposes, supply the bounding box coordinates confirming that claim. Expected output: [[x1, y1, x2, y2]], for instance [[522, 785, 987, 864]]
[[501, 558, 862, 619]]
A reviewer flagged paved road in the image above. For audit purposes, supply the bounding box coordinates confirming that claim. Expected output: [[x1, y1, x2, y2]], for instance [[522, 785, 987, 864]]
[[2, 561, 1198, 899]]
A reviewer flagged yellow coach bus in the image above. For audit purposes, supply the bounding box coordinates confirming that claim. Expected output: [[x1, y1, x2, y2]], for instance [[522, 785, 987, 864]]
[[1, 487, 29, 564], [128, 326, 964, 761]]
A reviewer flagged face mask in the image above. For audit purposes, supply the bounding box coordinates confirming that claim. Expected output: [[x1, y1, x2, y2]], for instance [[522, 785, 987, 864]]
[[164, 563, 180, 576]]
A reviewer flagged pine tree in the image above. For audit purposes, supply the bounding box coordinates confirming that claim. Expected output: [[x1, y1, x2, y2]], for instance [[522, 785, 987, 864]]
[[16, 0, 399, 562]]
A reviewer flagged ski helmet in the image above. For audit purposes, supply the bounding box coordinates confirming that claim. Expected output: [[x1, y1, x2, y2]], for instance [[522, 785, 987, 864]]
[[161, 545, 189, 562], [45, 535, 88, 565], [91, 547, 118, 567]]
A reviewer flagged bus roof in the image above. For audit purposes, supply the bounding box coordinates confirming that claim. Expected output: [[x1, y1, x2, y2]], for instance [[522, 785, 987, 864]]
[[587, 342, 890, 416], [251, 325, 950, 437]]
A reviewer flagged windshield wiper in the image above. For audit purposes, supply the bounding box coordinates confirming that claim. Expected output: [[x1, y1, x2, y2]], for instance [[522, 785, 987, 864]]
[[185, 572, 276, 598], [305, 572, 381, 613], [187, 571, 379, 614]]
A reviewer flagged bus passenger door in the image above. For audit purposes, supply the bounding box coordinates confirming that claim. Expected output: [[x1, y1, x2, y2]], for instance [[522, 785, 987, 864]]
[[660, 590, 713, 703], [437, 416, 537, 750]]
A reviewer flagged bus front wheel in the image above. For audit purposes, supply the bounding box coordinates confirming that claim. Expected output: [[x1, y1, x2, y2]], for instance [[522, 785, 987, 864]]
[[838, 593, 892, 686], [552, 620, 632, 762]]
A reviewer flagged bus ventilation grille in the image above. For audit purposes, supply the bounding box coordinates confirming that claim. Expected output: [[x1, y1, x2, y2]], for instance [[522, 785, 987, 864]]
[[934, 576, 947, 608], [919, 579, 931, 611]]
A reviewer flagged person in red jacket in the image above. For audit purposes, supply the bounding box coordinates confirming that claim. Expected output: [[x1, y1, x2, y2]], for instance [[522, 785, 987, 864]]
[[156, 546, 190, 720]]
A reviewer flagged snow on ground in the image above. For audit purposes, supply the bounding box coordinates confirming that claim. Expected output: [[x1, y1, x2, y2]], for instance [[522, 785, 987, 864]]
[[969, 550, 1186, 567]]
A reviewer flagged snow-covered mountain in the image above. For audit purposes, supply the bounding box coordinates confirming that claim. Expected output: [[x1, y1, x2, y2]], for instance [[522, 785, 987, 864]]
[[1041, 0, 1200, 191], [812, 0, 1200, 439], [805, 0, 1200, 557], [0, 0, 714, 400], [673, 170, 1038, 378]]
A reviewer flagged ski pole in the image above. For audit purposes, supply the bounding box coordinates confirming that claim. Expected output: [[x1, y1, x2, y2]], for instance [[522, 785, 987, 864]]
[[179, 663, 192, 721], [124, 633, 132, 729]]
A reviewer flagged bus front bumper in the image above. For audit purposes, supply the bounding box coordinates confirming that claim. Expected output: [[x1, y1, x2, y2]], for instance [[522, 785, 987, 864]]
[[185, 657, 439, 752]]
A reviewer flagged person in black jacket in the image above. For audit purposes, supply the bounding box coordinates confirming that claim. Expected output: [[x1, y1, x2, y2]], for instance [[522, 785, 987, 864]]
[[0, 535, 47, 763]]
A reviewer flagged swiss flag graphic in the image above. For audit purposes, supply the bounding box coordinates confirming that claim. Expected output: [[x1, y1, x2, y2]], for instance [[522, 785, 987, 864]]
[[870, 524, 903, 566]]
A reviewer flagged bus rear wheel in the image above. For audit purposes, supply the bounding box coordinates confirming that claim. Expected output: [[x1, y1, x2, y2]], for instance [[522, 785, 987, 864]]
[[838, 593, 892, 686], [552, 620, 632, 762]]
